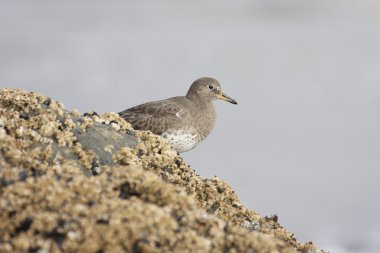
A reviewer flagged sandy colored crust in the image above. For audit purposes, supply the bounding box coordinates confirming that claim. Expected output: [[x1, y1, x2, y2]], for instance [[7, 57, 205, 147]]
[[0, 88, 324, 253]]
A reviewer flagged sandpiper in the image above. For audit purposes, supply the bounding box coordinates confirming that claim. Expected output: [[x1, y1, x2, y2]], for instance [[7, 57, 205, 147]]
[[119, 77, 237, 153]]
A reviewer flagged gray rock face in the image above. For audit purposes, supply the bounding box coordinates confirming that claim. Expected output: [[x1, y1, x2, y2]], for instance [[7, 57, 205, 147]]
[[73, 120, 138, 166]]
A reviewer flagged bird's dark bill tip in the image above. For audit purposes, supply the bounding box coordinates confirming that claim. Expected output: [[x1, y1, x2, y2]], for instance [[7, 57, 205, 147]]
[[219, 93, 238, 105]]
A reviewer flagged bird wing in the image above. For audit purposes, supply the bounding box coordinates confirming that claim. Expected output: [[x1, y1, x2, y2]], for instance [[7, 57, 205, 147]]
[[119, 97, 189, 135]]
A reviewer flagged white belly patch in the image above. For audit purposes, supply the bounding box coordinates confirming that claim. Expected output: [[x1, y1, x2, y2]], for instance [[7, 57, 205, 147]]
[[162, 130, 200, 153]]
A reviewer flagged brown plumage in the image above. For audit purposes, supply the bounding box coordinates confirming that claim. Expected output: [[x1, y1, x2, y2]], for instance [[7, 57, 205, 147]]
[[119, 77, 237, 153]]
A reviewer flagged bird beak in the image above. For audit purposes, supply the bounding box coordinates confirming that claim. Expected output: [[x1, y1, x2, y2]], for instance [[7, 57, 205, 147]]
[[218, 92, 238, 105]]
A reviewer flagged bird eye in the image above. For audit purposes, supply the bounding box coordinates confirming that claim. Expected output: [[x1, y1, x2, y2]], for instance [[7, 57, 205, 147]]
[[208, 85, 214, 90]]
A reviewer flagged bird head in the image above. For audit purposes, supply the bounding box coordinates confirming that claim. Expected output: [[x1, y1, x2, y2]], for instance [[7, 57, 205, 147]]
[[187, 77, 237, 105]]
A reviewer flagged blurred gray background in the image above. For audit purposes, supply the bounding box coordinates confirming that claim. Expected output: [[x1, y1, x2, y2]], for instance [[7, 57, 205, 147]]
[[1, 0, 379, 252]]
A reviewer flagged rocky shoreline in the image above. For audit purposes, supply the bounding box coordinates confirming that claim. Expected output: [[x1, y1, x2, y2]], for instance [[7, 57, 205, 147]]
[[0, 88, 324, 253]]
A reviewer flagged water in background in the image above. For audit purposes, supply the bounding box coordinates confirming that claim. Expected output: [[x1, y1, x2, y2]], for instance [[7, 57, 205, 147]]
[[1, 1, 380, 252]]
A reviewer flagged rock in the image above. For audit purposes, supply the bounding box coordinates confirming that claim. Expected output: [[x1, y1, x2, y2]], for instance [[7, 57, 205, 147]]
[[0, 88, 325, 253]]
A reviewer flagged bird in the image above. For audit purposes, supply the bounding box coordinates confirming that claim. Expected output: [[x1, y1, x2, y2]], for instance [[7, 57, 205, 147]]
[[119, 77, 237, 153]]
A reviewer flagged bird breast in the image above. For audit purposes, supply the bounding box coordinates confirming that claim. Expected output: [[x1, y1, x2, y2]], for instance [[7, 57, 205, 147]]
[[162, 129, 200, 153], [192, 103, 216, 140]]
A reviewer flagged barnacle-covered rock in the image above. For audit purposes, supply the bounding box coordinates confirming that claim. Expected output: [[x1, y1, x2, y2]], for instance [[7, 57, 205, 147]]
[[0, 88, 324, 253]]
